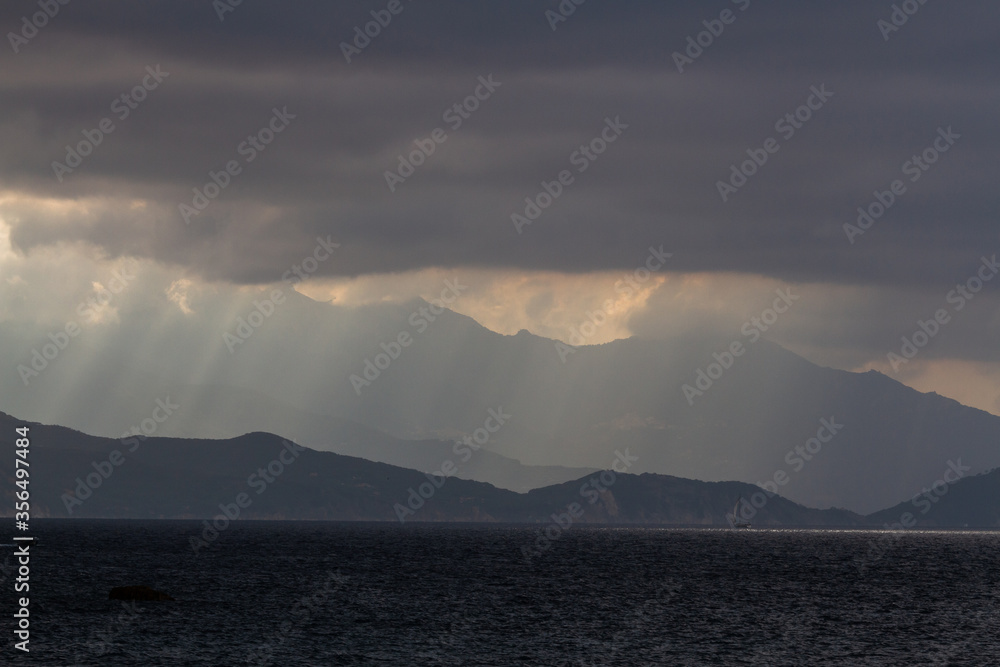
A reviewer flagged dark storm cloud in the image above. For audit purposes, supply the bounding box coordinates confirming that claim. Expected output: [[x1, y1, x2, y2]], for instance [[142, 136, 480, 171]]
[[0, 0, 997, 285]]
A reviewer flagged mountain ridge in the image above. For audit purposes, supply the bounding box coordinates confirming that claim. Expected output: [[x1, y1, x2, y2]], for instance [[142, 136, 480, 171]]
[[5, 289, 1000, 513], [1, 410, 996, 528]]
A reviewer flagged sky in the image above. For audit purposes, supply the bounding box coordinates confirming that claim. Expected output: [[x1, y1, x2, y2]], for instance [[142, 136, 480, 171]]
[[1, 0, 999, 415]]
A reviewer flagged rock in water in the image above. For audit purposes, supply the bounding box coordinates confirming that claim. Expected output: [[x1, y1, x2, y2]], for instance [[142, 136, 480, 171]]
[[109, 586, 175, 601]]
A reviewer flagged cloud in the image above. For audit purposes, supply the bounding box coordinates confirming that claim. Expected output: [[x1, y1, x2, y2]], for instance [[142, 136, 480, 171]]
[[295, 263, 667, 345], [166, 279, 195, 315], [0, 1, 995, 288], [1, 1, 999, 418]]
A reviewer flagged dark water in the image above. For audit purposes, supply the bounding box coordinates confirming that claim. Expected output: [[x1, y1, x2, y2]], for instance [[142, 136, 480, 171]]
[[6, 521, 999, 665]]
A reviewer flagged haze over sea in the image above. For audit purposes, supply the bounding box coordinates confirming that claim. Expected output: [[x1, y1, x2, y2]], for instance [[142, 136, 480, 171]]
[[14, 521, 999, 666]]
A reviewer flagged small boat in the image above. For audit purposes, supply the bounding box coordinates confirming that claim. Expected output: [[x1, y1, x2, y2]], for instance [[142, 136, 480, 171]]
[[729, 500, 751, 529]]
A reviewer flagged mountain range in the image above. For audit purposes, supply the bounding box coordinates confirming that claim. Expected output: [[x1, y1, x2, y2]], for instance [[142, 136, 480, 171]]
[[1, 410, 996, 529], [4, 288, 1000, 514]]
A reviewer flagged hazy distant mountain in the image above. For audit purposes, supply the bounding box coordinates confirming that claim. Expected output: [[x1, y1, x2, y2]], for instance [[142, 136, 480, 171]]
[[866, 467, 1000, 528], [0, 411, 865, 527], [5, 289, 1000, 513], [4, 370, 592, 493], [5, 411, 999, 528]]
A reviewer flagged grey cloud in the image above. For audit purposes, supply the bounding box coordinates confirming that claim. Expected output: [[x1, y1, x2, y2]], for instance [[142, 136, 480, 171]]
[[0, 0, 996, 289]]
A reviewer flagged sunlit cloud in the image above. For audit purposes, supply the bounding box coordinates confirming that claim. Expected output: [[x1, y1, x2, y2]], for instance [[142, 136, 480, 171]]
[[166, 279, 195, 315], [294, 266, 667, 345], [2, 193, 999, 419]]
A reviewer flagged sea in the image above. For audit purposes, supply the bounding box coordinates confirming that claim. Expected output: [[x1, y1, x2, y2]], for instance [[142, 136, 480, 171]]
[[7, 521, 999, 666]]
